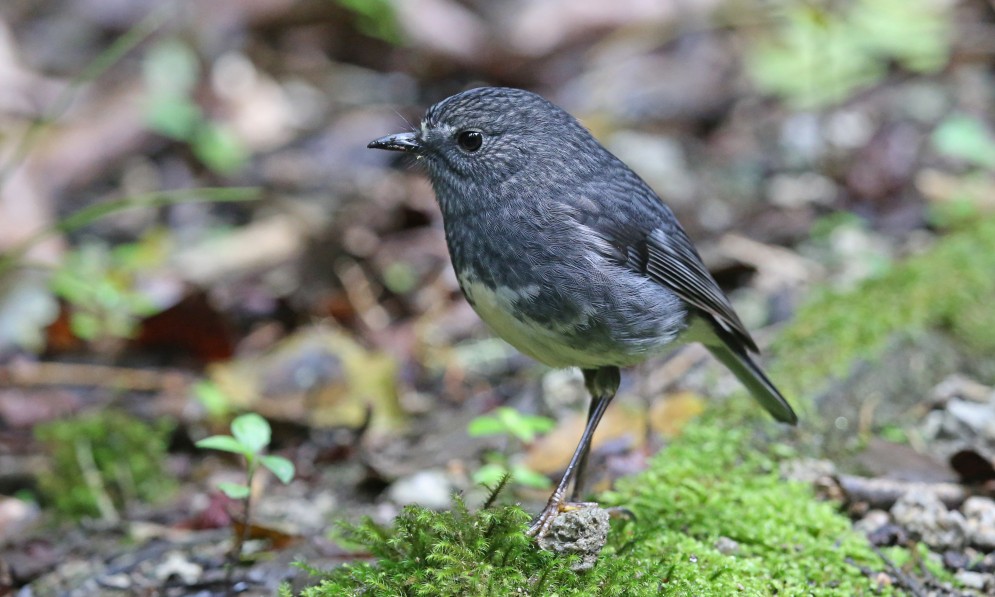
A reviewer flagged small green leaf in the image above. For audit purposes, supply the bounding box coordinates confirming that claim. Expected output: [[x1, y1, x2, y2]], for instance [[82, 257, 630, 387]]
[[336, 0, 401, 44], [497, 407, 554, 443], [933, 115, 995, 169], [146, 95, 200, 140], [217, 482, 251, 500], [466, 414, 505, 437], [261, 455, 295, 484], [230, 413, 271, 455], [510, 464, 553, 489], [522, 414, 555, 435], [143, 39, 199, 97], [69, 311, 102, 341], [471, 463, 508, 487], [192, 124, 248, 175], [382, 261, 418, 294], [195, 435, 245, 455], [194, 380, 233, 419]]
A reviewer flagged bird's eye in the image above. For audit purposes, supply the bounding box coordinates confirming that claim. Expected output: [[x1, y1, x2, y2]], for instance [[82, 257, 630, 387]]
[[457, 130, 483, 152]]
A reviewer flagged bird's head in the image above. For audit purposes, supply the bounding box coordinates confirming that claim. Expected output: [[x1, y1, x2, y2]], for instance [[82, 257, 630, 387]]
[[368, 87, 594, 212]]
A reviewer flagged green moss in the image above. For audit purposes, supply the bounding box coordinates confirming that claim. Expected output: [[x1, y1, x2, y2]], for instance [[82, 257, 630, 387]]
[[35, 410, 175, 519], [606, 424, 880, 594], [769, 217, 995, 411], [301, 422, 879, 595], [294, 220, 995, 595]]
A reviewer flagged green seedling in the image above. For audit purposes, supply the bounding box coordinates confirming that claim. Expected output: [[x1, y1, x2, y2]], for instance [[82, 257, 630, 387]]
[[197, 412, 295, 586], [142, 39, 247, 174], [467, 407, 555, 490], [928, 115, 995, 227], [196, 412, 295, 499]]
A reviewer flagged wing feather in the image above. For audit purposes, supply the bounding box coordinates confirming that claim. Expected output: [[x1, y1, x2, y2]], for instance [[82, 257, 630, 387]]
[[644, 227, 758, 353]]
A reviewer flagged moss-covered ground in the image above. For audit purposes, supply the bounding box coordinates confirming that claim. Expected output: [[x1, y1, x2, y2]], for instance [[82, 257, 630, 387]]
[[297, 422, 887, 595], [770, 217, 995, 406], [294, 218, 995, 595]]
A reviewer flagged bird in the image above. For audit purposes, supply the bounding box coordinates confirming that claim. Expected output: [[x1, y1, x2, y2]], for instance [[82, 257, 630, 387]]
[[368, 87, 797, 537]]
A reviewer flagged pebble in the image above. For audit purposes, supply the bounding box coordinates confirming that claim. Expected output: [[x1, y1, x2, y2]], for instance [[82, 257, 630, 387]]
[[536, 505, 610, 571], [963, 496, 995, 550], [954, 569, 992, 592], [154, 551, 202, 584], [853, 509, 890, 535], [946, 399, 995, 438], [890, 491, 967, 551], [866, 523, 908, 548], [767, 172, 837, 208], [779, 459, 836, 484], [941, 550, 969, 571], [541, 368, 586, 411], [387, 469, 453, 510]]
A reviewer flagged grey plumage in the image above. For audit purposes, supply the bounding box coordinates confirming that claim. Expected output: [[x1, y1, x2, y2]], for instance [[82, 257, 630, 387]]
[[369, 86, 797, 535]]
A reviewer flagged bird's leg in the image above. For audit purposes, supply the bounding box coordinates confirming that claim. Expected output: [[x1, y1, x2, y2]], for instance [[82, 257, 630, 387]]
[[527, 367, 620, 538], [569, 392, 602, 502]]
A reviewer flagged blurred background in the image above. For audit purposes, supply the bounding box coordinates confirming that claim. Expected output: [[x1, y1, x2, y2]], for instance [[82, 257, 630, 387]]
[[1, 0, 994, 593]]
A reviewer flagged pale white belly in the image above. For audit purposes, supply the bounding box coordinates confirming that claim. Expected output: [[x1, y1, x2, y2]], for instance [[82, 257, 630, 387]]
[[461, 279, 598, 368]]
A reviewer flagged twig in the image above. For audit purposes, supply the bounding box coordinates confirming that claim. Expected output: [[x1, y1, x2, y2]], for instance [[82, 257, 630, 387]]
[[225, 467, 256, 597], [0, 7, 169, 188], [0, 187, 261, 277], [872, 545, 927, 597], [0, 361, 182, 391], [74, 437, 120, 523], [836, 474, 968, 510]]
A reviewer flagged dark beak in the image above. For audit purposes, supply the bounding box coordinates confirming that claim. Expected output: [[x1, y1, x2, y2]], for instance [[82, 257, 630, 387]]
[[367, 132, 422, 153]]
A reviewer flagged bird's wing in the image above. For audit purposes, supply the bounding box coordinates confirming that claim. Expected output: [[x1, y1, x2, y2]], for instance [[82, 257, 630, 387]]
[[642, 225, 758, 353], [571, 177, 759, 354]]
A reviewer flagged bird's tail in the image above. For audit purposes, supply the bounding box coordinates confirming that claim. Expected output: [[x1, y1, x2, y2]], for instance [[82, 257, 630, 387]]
[[706, 344, 797, 424]]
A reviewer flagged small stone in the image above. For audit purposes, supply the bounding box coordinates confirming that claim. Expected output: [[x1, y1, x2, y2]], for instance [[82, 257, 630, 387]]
[[974, 551, 995, 574], [536, 505, 610, 571], [853, 510, 890, 535], [891, 491, 967, 550], [872, 571, 892, 589], [866, 523, 908, 547], [541, 368, 586, 411], [387, 470, 453, 510], [932, 374, 993, 404], [780, 113, 824, 163], [946, 399, 995, 436], [942, 550, 969, 571], [780, 459, 836, 484], [825, 109, 874, 149], [954, 570, 992, 591], [767, 172, 837, 208], [714, 536, 739, 555], [963, 496, 995, 550], [97, 573, 131, 589], [154, 551, 202, 585]]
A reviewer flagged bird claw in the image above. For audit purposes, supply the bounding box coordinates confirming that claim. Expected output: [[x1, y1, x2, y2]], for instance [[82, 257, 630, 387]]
[[526, 499, 600, 538]]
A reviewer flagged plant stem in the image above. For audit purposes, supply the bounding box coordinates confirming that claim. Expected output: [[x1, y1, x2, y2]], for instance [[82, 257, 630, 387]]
[[225, 463, 256, 596], [0, 6, 168, 189], [74, 437, 119, 523], [0, 187, 261, 277]]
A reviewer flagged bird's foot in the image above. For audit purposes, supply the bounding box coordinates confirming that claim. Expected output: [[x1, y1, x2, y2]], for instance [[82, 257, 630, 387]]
[[526, 499, 599, 538]]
